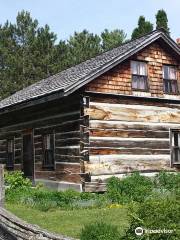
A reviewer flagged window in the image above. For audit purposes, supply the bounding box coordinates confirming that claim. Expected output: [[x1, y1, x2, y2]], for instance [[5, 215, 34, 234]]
[[6, 139, 14, 170], [131, 61, 148, 90], [42, 134, 55, 169], [171, 131, 180, 164], [163, 65, 178, 94]]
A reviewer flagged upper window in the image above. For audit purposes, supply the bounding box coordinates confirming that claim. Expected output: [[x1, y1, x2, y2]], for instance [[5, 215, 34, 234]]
[[131, 61, 148, 91], [163, 65, 178, 94]]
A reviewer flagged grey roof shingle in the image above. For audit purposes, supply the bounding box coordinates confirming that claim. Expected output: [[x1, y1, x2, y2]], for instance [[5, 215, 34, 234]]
[[0, 29, 179, 111]]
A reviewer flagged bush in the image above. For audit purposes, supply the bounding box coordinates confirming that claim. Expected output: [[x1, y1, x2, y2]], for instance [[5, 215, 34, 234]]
[[154, 171, 180, 192], [80, 221, 121, 240], [122, 195, 180, 240], [107, 172, 153, 203], [5, 171, 32, 189]]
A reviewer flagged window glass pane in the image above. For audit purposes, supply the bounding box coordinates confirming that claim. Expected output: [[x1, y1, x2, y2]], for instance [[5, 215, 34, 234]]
[[171, 81, 177, 93], [174, 132, 179, 146], [163, 65, 169, 79], [169, 67, 176, 80], [132, 76, 138, 88], [174, 148, 180, 162], [7, 140, 13, 153], [163, 65, 177, 80], [131, 61, 147, 75]]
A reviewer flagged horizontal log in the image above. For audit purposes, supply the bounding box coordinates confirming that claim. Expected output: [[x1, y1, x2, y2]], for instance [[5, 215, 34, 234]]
[[89, 154, 170, 163], [56, 131, 80, 139], [55, 154, 81, 163], [89, 147, 170, 155], [90, 120, 180, 131], [87, 94, 180, 109], [86, 102, 180, 123], [35, 118, 81, 135], [90, 137, 169, 149], [90, 129, 169, 138], [55, 138, 80, 146], [55, 146, 80, 156], [85, 154, 171, 175]]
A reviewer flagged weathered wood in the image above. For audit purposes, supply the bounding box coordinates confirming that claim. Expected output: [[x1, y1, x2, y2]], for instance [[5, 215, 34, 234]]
[[89, 120, 180, 131], [0, 165, 4, 207], [86, 102, 180, 123], [90, 137, 169, 149], [55, 154, 81, 163], [0, 207, 75, 240], [85, 154, 172, 175], [90, 129, 169, 138], [55, 146, 80, 156], [89, 147, 170, 155]]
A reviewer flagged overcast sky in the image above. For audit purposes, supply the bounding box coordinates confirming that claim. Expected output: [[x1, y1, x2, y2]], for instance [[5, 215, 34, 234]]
[[1, 0, 180, 41]]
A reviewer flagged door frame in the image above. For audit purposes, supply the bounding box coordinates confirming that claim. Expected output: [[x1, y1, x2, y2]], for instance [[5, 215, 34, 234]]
[[22, 128, 35, 180]]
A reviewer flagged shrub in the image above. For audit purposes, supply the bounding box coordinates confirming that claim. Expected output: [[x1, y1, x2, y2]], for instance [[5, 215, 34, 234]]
[[5, 171, 32, 190], [80, 221, 121, 240], [154, 171, 180, 192], [122, 195, 180, 240], [107, 172, 153, 203]]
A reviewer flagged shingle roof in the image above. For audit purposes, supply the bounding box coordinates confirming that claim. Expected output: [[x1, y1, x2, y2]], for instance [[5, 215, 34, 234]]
[[0, 29, 179, 111]]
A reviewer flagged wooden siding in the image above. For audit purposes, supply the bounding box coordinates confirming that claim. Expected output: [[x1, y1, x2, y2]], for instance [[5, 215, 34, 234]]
[[86, 42, 180, 98]]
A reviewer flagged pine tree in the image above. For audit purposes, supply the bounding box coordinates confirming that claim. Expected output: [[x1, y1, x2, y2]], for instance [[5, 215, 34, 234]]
[[66, 30, 102, 66], [156, 9, 170, 35], [131, 16, 153, 39], [101, 29, 126, 51]]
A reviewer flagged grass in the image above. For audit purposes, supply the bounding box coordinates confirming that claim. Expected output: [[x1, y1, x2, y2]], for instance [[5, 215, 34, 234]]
[[6, 203, 129, 238]]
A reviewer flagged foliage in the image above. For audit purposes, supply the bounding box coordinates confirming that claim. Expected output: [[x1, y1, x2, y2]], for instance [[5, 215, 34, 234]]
[[131, 16, 153, 39], [80, 221, 121, 240], [107, 172, 153, 203], [4, 171, 32, 189], [5, 186, 107, 211], [0, 10, 127, 99], [122, 194, 180, 239], [156, 9, 170, 35], [154, 171, 180, 193], [101, 29, 126, 51]]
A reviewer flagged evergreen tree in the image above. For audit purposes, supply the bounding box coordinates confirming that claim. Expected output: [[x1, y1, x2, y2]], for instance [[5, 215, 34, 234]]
[[0, 11, 127, 99], [66, 30, 102, 66], [156, 9, 170, 35], [101, 29, 126, 51], [131, 16, 153, 39]]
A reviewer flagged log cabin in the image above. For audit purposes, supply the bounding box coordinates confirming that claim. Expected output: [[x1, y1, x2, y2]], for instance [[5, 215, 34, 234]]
[[0, 29, 180, 192]]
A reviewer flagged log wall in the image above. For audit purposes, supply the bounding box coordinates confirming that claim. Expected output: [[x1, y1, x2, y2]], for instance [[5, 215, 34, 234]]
[[83, 94, 179, 180], [0, 94, 84, 184]]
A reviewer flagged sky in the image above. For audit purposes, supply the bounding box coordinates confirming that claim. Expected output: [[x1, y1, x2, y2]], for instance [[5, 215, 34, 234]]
[[0, 0, 180, 42]]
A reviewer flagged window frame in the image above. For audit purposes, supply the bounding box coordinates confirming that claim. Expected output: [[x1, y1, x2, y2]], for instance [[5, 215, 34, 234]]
[[42, 132, 55, 170], [163, 65, 178, 94], [131, 60, 149, 91], [170, 130, 180, 166], [6, 138, 14, 170]]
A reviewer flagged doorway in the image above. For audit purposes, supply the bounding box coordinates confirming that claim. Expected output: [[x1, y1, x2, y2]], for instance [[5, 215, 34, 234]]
[[23, 129, 34, 180]]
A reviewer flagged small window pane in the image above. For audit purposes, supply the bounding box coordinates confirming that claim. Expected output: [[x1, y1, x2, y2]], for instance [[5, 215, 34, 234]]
[[7, 140, 13, 153], [163, 65, 177, 80], [131, 61, 147, 76]]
